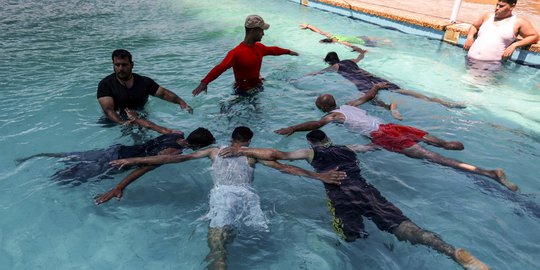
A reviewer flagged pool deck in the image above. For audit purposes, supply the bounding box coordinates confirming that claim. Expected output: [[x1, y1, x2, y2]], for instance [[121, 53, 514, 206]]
[[291, 0, 540, 65]]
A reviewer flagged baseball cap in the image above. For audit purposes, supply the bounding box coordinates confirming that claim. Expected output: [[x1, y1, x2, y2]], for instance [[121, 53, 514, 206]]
[[245, 15, 270, 30]]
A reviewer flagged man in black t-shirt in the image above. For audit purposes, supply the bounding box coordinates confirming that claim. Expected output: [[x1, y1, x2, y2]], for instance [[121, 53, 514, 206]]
[[217, 130, 491, 270], [97, 49, 193, 130]]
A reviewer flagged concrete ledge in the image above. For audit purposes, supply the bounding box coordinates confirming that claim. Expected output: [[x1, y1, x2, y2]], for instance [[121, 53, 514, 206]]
[[289, 0, 540, 65]]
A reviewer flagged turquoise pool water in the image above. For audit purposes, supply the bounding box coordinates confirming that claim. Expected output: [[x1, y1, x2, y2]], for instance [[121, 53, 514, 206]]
[[1, 0, 539, 269]]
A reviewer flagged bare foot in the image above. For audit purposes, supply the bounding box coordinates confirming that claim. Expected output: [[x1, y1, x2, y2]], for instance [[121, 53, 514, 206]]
[[390, 102, 403, 121], [493, 169, 519, 192], [455, 248, 491, 270]]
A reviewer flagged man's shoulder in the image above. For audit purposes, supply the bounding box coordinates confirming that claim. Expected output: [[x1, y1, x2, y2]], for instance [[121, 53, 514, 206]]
[[98, 73, 116, 85], [515, 15, 533, 25], [254, 42, 268, 48], [481, 12, 493, 21], [132, 73, 152, 81], [325, 110, 345, 121]]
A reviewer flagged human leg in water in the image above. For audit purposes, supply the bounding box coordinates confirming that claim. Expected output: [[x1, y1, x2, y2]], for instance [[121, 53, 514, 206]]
[[205, 226, 236, 270], [392, 221, 490, 270], [395, 89, 466, 109], [400, 144, 518, 191], [421, 134, 464, 150]]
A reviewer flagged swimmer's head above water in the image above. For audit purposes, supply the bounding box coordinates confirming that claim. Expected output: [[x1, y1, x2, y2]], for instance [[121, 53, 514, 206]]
[[320, 38, 337, 44], [186, 127, 216, 149], [231, 126, 253, 146], [306, 130, 332, 148], [316, 94, 337, 113], [324, 51, 340, 65]]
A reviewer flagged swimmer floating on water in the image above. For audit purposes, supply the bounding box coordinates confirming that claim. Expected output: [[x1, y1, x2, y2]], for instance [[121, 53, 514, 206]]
[[300, 23, 392, 48], [102, 127, 345, 270], [274, 82, 518, 191], [17, 124, 215, 185], [219, 130, 491, 270], [304, 50, 465, 120]]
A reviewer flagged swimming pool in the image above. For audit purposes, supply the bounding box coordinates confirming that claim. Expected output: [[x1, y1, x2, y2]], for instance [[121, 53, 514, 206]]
[[1, 0, 539, 269]]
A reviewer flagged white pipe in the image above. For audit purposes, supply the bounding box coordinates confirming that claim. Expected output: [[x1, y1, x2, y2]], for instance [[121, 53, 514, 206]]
[[449, 0, 463, 23]]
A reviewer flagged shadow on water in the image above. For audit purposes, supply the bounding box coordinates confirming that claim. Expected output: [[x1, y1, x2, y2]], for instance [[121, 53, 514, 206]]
[[470, 175, 540, 220], [217, 90, 266, 128]]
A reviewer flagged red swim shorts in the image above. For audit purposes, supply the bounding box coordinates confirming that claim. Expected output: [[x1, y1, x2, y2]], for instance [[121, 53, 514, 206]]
[[369, 123, 428, 152]]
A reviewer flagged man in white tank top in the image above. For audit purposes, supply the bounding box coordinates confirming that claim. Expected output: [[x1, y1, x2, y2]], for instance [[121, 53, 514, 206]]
[[464, 0, 538, 61], [274, 82, 519, 192], [106, 126, 345, 270]]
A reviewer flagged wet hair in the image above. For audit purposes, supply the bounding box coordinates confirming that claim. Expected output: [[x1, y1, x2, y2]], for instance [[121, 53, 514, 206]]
[[306, 130, 328, 143], [324, 52, 340, 65], [186, 127, 215, 148], [112, 49, 133, 63], [232, 126, 253, 142], [320, 38, 334, 43], [500, 0, 517, 5]]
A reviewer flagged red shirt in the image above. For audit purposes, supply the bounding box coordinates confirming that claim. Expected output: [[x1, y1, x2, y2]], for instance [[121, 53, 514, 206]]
[[201, 42, 291, 91]]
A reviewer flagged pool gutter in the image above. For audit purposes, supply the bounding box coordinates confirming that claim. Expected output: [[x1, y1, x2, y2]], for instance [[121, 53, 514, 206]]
[[288, 0, 540, 67]]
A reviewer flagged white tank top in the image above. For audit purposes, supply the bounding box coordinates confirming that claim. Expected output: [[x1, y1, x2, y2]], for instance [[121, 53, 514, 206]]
[[468, 14, 516, 61], [332, 105, 382, 136], [211, 146, 254, 187]]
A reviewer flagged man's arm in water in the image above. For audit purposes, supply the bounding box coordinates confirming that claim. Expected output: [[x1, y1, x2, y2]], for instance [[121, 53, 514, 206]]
[[154, 86, 193, 114], [110, 147, 217, 168], [346, 82, 402, 120], [350, 46, 367, 63], [274, 113, 338, 136], [259, 160, 345, 185], [346, 82, 388, 107], [220, 147, 312, 162], [124, 109, 180, 135], [95, 148, 217, 205]]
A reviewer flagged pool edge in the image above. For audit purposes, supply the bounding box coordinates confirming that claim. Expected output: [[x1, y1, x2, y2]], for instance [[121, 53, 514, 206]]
[[288, 0, 540, 67]]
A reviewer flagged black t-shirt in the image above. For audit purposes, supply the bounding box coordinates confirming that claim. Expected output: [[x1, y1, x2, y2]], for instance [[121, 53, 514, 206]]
[[337, 60, 400, 92], [97, 73, 160, 110], [311, 145, 362, 176], [117, 133, 186, 159]]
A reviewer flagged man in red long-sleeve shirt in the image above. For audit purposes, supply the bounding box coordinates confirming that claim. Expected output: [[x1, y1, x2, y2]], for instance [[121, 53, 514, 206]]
[[192, 15, 299, 96]]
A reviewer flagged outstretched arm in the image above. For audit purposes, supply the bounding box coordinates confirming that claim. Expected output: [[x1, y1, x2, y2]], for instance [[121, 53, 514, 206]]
[[220, 147, 312, 162], [110, 147, 217, 168], [97, 99, 176, 133], [193, 50, 236, 96], [350, 46, 368, 63], [300, 23, 333, 38], [124, 109, 178, 135], [304, 64, 339, 77], [346, 82, 388, 107], [259, 160, 346, 185], [274, 114, 337, 136], [94, 165, 157, 205], [96, 148, 216, 205], [154, 86, 193, 114]]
